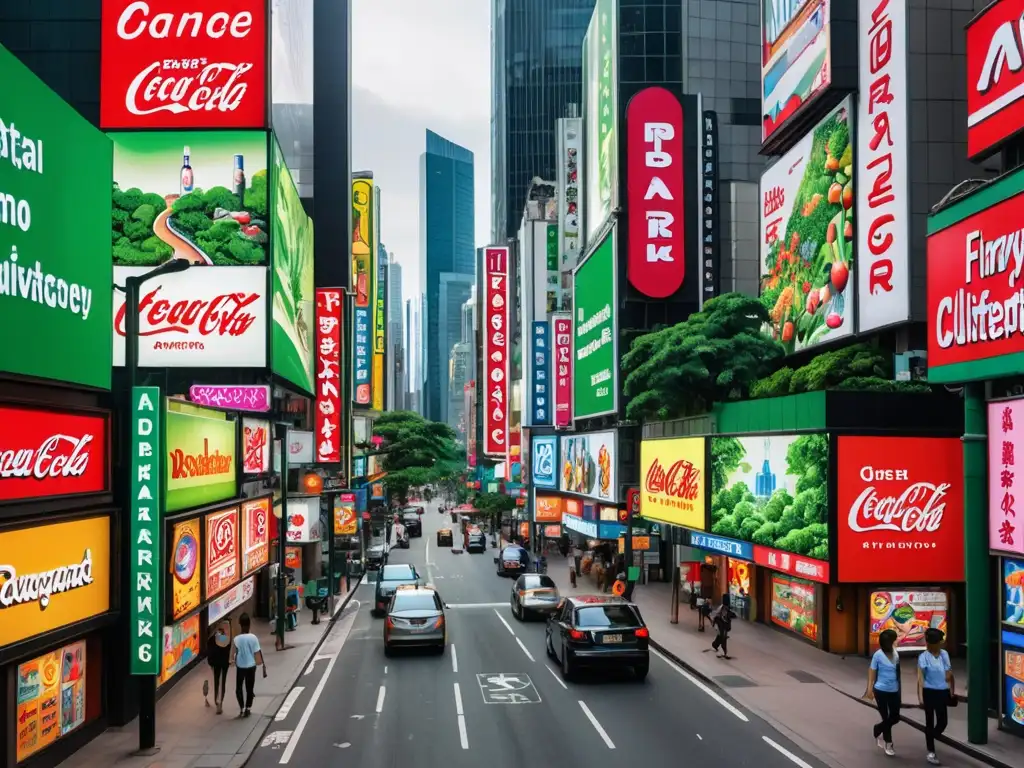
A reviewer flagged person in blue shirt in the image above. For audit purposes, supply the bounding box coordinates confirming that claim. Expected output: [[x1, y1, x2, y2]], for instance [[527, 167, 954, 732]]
[[917, 627, 955, 765], [865, 629, 901, 755], [231, 613, 265, 718]]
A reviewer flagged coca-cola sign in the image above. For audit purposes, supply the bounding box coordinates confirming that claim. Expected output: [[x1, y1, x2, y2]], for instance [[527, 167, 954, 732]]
[[100, 0, 268, 129], [0, 405, 109, 503], [639, 437, 706, 529], [966, 0, 1024, 160], [837, 436, 965, 583], [113, 266, 267, 368]]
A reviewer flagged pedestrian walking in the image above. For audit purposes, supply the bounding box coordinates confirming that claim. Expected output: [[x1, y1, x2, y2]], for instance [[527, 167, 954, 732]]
[[568, 552, 577, 588], [231, 613, 266, 718], [207, 621, 231, 715], [572, 543, 583, 577], [865, 628, 901, 756], [918, 627, 955, 765], [710, 594, 734, 658]]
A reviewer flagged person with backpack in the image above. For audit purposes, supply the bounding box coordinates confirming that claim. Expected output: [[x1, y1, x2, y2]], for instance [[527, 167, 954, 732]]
[[710, 594, 735, 659]]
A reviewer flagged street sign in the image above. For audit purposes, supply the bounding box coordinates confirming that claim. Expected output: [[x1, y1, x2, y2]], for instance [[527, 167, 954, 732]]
[[475, 673, 542, 704]]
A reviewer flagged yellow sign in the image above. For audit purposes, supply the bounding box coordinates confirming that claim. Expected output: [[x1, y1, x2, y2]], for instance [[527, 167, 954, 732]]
[[170, 518, 202, 620], [16, 641, 86, 762], [617, 536, 651, 553], [371, 184, 385, 411], [639, 437, 706, 529], [352, 177, 374, 309], [334, 496, 357, 536], [0, 516, 111, 647]]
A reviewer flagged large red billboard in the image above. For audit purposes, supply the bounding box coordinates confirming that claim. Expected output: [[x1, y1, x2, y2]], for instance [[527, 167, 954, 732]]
[[315, 290, 342, 464], [837, 436, 964, 583], [100, 0, 268, 129], [626, 87, 685, 299], [966, 0, 1024, 160], [483, 247, 510, 457]]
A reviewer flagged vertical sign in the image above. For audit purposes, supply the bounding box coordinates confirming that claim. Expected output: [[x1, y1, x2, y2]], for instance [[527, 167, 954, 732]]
[[483, 247, 510, 457], [557, 117, 582, 285], [856, 0, 910, 331], [130, 386, 161, 675], [315, 289, 343, 463], [552, 313, 573, 428], [372, 188, 386, 412], [352, 177, 373, 405], [701, 111, 720, 303], [532, 321, 551, 425]]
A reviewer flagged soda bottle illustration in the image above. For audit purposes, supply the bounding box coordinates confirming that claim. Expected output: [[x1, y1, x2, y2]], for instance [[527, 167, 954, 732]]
[[180, 146, 194, 196]]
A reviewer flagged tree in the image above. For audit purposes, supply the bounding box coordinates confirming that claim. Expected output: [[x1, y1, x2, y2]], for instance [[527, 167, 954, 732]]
[[471, 492, 516, 517], [372, 411, 463, 503], [621, 293, 786, 421]]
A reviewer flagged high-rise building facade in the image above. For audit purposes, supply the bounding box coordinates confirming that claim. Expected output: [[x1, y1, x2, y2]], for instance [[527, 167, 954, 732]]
[[491, 0, 595, 242], [386, 257, 404, 411], [420, 129, 475, 424]]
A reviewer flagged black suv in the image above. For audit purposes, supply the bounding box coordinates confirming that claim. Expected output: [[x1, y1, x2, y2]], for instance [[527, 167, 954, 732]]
[[402, 512, 422, 537], [545, 595, 649, 681]]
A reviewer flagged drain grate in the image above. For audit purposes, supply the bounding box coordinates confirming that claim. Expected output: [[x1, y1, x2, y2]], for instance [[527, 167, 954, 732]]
[[786, 669, 823, 683], [713, 674, 758, 688]]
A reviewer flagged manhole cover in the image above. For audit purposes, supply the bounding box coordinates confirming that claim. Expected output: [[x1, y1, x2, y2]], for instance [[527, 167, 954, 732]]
[[786, 670, 823, 684], [713, 675, 757, 688]]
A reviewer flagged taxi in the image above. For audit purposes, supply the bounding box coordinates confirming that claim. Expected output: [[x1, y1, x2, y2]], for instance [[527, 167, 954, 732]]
[[437, 527, 454, 547]]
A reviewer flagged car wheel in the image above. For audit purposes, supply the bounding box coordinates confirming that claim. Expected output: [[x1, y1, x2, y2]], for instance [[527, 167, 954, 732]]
[[561, 646, 574, 681], [383, 644, 393, 657], [634, 663, 649, 681], [546, 632, 556, 660]]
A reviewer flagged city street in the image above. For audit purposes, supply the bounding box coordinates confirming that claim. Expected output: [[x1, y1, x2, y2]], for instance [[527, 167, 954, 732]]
[[246, 502, 824, 768]]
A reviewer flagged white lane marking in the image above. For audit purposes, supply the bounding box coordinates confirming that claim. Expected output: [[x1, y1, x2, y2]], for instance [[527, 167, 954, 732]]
[[494, 609, 516, 636], [762, 736, 815, 768], [453, 682, 464, 715], [453, 682, 469, 750], [446, 602, 508, 609], [546, 665, 568, 690], [375, 685, 386, 714], [425, 537, 434, 583], [451, 644, 459, 673], [275, 687, 305, 720], [515, 637, 535, 662], [278, 608, 358, 764], [696, 734, 703, 741], [650, 648, 749, 723], [578, 701, 615, 749], [384, 666, 388, 674]]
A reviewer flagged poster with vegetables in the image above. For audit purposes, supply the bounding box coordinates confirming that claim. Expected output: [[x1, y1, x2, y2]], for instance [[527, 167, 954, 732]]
[[770, 574, 818, 642], [760, 97, 854, 351], [870, 591, 948, 651], [112, 132, 268, 266]]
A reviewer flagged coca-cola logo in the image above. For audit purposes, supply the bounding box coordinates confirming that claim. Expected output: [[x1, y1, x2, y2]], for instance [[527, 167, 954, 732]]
[[209, 515, 235, 559], [114, 286, 259, 339], [0, 434, 94, 482], [847, 465, 948, 534], [645, 459, 700, 500], [126, 60, 253, 117]]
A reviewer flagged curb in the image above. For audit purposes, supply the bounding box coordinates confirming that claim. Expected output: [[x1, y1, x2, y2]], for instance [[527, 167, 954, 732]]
[[648, 638, 753, 710]]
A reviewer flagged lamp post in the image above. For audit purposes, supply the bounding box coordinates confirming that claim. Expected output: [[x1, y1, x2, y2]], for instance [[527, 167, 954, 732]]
[[116, 257, 191, 755]]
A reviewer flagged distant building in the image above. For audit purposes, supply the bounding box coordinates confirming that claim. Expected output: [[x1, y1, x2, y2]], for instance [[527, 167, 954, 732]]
[[386, 257, 404, 411]]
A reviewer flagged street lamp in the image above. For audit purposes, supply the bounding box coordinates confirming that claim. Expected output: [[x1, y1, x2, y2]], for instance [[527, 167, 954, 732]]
[[115, 257, 190, 755]]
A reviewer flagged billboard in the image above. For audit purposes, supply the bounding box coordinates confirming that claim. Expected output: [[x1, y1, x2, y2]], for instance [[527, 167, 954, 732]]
[[583, 0, 619, 244], [701, 110, 720, 303], [856, 0, 910, 332], [271, 138, 314, 393], [531, 321, 550, 425], [760, 98, 853, 351], [762, 0, 831, 144], [992, 399, 1024, 555], [0, 45, 113, 389], [189, 384, 270, 411], [531, 435, 558, 489], [640, 437, 706, 530], [572, 228, 617, 419], [100, 0, 268, 130], [967, 0, 1024, 160], [170, 517, 202, 619], [315, 289, 343, 463], [626, 87, 686, 299], [559, 431, 617, 503], [241, 417, 270, 473], [552, 313, 573, 427], [164, 402, 237, 513], [352, 176, 373, 405], [483, 247, 511, 457], [556, 118, 582, 286], [206, 505, 240, 598], [372, 186, 386, 411], [111, 131, 268, 267]]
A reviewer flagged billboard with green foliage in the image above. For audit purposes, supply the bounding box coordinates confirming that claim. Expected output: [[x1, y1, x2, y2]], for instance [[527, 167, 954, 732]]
[[111, 131, 268, 266], [710, 434, 828, 560], [271, 137, 314, 393]]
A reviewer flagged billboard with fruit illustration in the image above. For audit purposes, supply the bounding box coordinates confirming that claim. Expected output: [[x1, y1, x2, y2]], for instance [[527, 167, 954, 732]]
[[559, 430, 617, 503], [111, 131, 268, 266], [759, 97, 853, 351]]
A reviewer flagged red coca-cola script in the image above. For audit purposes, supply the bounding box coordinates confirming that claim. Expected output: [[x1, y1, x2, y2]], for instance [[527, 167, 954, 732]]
[[645, 459, 700, 500], [114, 286, 260, 340], [100, 0, 267, 129], [837, 436, 965, 582], [0, 405, 109, 503]]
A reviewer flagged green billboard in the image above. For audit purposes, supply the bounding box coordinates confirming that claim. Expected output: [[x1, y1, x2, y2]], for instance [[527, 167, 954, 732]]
[[165, 401, 238, 513], [573, 228, 617, 419], [583, 0, 618, 245], [0, 44, 112, 389], [271, 137, 314, 394]]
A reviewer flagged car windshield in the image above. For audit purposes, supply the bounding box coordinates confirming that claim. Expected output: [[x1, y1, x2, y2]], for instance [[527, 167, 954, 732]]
[[521, 575, 556, 589], [501, 547, 525, 560], [403, 514, 418, 522], [469, 532, 485, 540], [392, 593, 439, 612], [381, 565, 416, 580], [575, 605, 641, 629]]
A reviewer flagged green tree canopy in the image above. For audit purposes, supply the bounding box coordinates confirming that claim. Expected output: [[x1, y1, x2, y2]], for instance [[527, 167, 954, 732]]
[[470, 492, 517, 517], [621, 293, 786, 421], [372, 411, 464, 503]]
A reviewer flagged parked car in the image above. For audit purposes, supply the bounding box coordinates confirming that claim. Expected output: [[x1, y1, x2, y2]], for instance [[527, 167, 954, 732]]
[[510, 574, 560, 620], [495, 545, 531, 577], [402, 512, 423, 537], [373, 563, 421, 616], [384, 585, 446, 655], [437, 528, 454, 547], [395, 527, 410, 549], [466, 531, 487, 553], [366, 543, 388, 570], [545, 595, 650, 681]]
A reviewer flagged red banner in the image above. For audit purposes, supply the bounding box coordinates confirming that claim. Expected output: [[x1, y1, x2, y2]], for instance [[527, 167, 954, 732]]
[[753, 545, 830, 584], [100, 0, 268, 129], [552, 314, 572, 427], [626, 87, 686, 299], [966, 0, 1024, 159], [0, 405, 109, 503], [837, 436, 965, 583], [315, 289, 343, 464], [483, 247, 510, 457]]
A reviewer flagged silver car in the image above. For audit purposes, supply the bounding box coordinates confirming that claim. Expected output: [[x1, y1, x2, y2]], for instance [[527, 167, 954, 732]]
[[510, 573, 560, 620], [384, 586, 447, 655]]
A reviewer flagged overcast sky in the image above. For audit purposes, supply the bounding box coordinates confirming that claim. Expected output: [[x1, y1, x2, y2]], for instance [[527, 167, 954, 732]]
[[352, 0, 491, 311]]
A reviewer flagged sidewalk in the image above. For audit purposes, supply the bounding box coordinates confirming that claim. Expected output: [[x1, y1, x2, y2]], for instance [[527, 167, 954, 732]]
[[58, 588, 358, 768], [547, 554, 1018, 768]]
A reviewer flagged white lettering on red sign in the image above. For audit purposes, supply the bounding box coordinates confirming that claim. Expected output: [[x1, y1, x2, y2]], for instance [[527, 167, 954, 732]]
[[483, 247, 509, 456], [847, 474, 948, 535], [0, 434, 94, 481], [966, 1, 1024, 158], [315, 289, 343, 464]]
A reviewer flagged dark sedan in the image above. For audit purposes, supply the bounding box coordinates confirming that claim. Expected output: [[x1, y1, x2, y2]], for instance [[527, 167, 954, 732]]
[[365, 543, 388, 571], [545, 595, 649, 681], [402, 512, 422, 537], [466, 531, 486, 553], [373, 563, 421, 616], [495, 545, 531, 577]]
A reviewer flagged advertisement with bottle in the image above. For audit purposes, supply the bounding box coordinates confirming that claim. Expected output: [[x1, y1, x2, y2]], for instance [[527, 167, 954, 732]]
[[559, 431, 616, 502], [770, 574, 818, 642], [170, 517, 202, 619], [158, 614, 200, 686], [760, 98, 853, 351], [100, 0, 268, 130], [165, 403, 237, 513], [272, 139, 314, 394], [111, 131, 268, 267], [1, 45, 113, 390], [582, 0, 618, 242], [16, 641, 87, 762], [870, 590, 948, 652]]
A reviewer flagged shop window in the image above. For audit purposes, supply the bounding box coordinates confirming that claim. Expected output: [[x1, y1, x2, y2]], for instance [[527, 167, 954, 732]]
[[770, 574, 818, 643]]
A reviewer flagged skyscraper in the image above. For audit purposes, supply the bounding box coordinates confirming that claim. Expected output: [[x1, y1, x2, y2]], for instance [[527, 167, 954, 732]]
[[491, 0, 595, 242], [420, 129, 475, 425], [386, 257, 404, 411]]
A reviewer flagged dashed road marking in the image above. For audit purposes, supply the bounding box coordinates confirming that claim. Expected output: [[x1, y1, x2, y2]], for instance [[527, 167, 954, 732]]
[[579, 701, 615, 749], [275, 687, 304, 720], [650, 648, 749, 723], [494, 608, 516, 636], [546, 665, 568, 690], [375, 685, 386, 714], [762, 736, 815, 768]]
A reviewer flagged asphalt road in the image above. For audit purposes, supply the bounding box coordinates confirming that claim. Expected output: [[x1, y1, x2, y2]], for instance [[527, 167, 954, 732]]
[[246, 502, 826, 768]]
